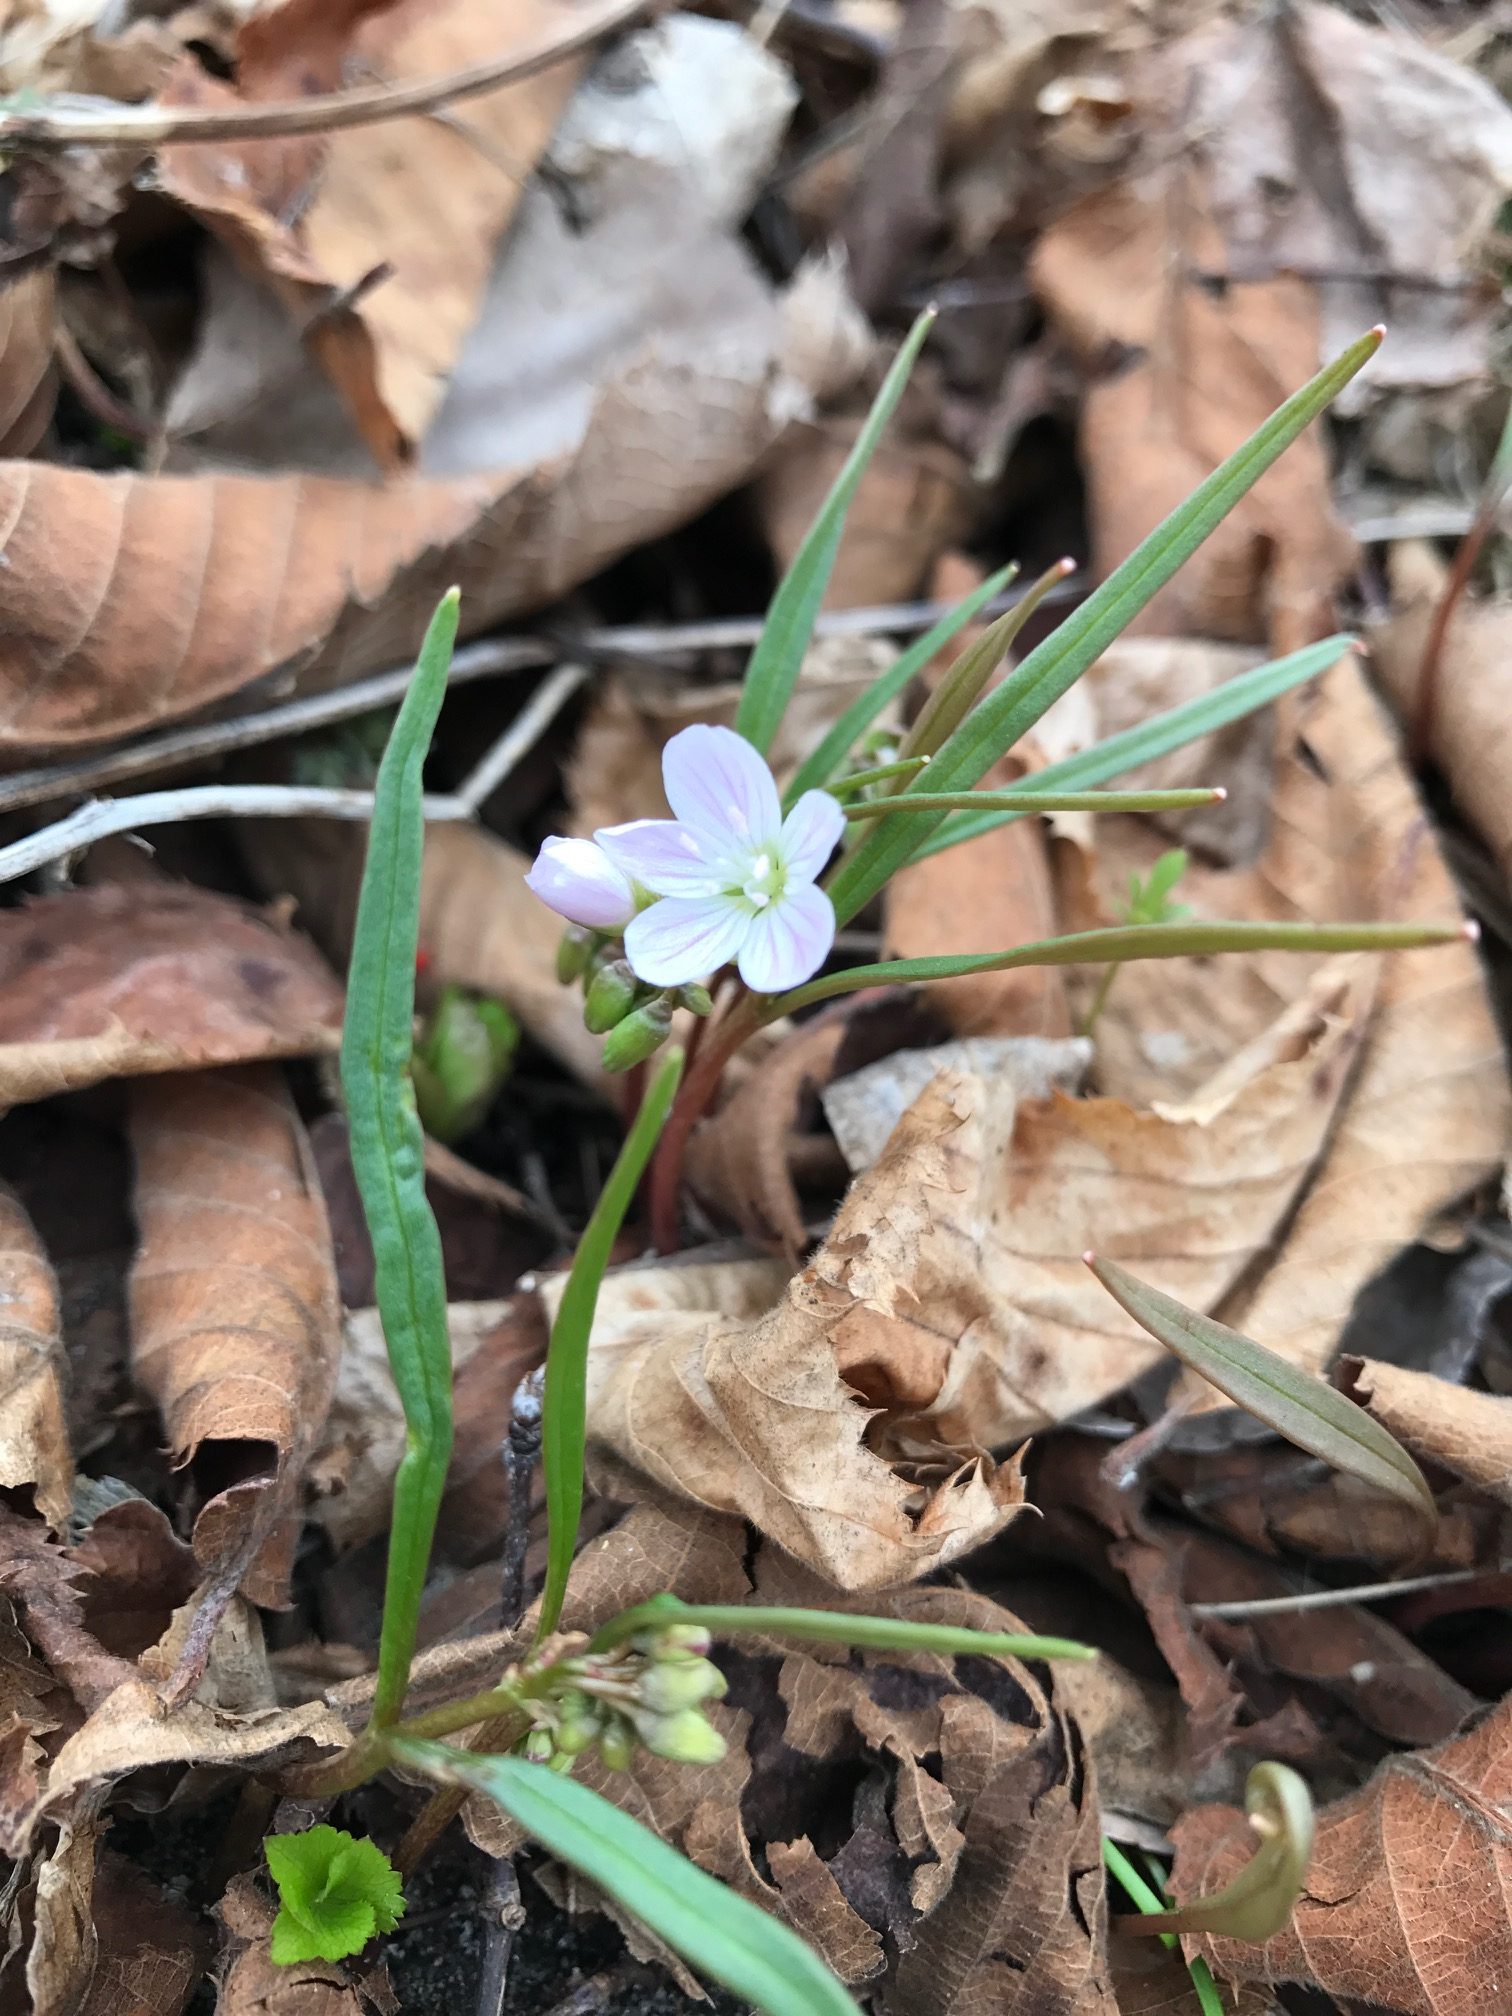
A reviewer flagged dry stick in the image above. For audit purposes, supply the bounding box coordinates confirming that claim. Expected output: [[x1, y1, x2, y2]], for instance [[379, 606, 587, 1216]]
[[0, 661, 588, 884], [1411, 403, 1512, 760], [1188, 1565, 1498, 1621], [0, 0, 654, 149], [0, 584, 1076, 817]]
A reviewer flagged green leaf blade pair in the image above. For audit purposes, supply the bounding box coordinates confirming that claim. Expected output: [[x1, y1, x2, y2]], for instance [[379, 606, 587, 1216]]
[[537, 1047, 685, 1640], [340, 590, 461, 1728], [737, 309, 936, 759], [1085, 1255, 1437, 1530], [394, 1743, 863, 2016], [828, 331, 1383, 922]]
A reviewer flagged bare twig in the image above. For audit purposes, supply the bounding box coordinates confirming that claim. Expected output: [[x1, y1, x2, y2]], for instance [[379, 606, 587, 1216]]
[[474, 1858, 525, 2016], [0, 580, 1077, 816], [0, 0, 653, 150], [455, 663, 587, 814], [1189, 1566, 1497, 1621]]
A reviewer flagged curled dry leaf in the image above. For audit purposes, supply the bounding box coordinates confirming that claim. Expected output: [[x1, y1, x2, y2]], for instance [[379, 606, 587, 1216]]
[[1172, 1692, 1512, 2016], [0, 1185, 71, 1528], [1338, 1356, 1512, 1509], [156, 0, 594, 463], [0, 268, 56, 456], [0, 883, 343, 1109], [1370, 542, 1512, 893], [0, 1505, 139, 1716], [128, 1067, 342, 1607], [26, 1810, 100, 2016]]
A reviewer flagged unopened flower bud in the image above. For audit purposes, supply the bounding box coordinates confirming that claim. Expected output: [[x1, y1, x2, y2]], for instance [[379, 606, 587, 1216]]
[[638, 1657, 727, 1713], [677, 983, 713, 1017], [601, 997, 674, 1072], [630, 1706, 727, 1766], [553, 1707, 603, 1756], [523, 1727, 555, 1764], [556, 925, 596, 984], [632, 1623, 713, 1661], [584, 959, 639, 1033], [598, 1718, 635, 1771]]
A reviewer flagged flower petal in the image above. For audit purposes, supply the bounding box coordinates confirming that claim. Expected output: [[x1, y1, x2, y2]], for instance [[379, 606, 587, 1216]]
[[524, 836, 635, 930], [736, 884, 835, 993], [595, 818, 723, 897], [625, 895, 749, 987], [778, 789, 846, 884], [661, 724, 780, 850]]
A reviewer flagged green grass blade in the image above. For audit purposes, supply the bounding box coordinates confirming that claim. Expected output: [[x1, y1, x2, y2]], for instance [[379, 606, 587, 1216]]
[[783, 565, 1017, 804], [340, 590, 461, 1730], [394, 1743, 862, 2016], [1085, 1256, 1437, 1531], [537, 1049, 684, 1641], [772, 915, 1468, 1016], [913, 636, 1352, 860], [1103, 1838, 1226, 2016], [736, 309, 936, 757], [588, 1598, 1095, 1661], [827, 332, 1383, 922], [840, 787, 1222, 820]]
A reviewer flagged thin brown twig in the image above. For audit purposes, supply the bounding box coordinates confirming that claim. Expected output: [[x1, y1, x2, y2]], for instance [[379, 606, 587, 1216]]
[[0, 0, 654, 150]]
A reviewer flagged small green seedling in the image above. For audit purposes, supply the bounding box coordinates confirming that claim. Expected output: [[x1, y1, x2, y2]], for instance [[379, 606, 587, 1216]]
[[264, 1826, 405, 1965], [411, 985, 519, 1142], [1083, 847, 1191, 1035]]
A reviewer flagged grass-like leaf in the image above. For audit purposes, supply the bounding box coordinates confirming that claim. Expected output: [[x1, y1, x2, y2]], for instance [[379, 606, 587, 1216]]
[[913, 634, 1353, 860], [840, 787, 1222, 821], [537, 1048, 684, 1640], [827, 332, 1383, 923], [1116, 1762, 1315, 1943], [1084, 1255, 1437, 1531], [784, 564, 1017, 804], [1103, 1837, 1225, 2016], [736, 309, 936, 758], [773, 915, 1469, 1017], [341, 589, 460, 1729], [394, 1742, 863, 2016], [587, 1596, 1096, 1661]]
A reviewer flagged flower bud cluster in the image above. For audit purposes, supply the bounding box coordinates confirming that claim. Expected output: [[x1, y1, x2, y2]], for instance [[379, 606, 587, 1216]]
[[524, 1624, 728, 1772], [553, 927, 709, 1072]]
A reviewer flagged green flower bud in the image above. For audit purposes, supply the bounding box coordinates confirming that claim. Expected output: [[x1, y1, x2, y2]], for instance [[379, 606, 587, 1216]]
[[553, 1707, 603, 1756], [598, 1718, 635, 1771], [523, 1727, 555, 1764], [584, 958, 639, 1033], [632, 1623, 713, 1660], [601, 997, 674, 1072], [677, 983, 713, 1017], [630, 1706, 727, 1766], [556, 925, 596, 984], [412, 986, 520, 1142], [637, 1657, 727, 1713]]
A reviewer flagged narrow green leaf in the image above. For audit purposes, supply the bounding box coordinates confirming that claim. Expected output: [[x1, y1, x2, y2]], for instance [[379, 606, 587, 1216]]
[[394, 1743, 862, 2016], [341, 590, 460, 1730], [537, 1048, 684, 1641], [737, 309, 936, 757], [588, 1597, 1096, 1661], [828, 331, 1383, 921], [1116, 1763, 1314, 1944], [772, 915, 1469, 1017], [1102, 1838, 1226, 2016], [784, 564, 1017, 804], [827, 755, 931, 796], [840, 787, 1222, 821], [1085, 1255, 1437, 1530], [914, 635, 1352, 860]]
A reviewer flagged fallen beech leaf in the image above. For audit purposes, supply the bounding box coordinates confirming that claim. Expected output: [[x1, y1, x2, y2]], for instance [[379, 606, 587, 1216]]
[[0, 883, 343, 1107], [27, 1810, 100, 2016], [0, 268, 55, 456], [0, 1185, 71, 1527], [0, 1506, 139, 1714], [128, 1067, 341, 1606], [71, 1498, 198, 1665], [157, 0, 593, 461], [1371, 542, 1512, 892], [215, 1872, 380, 2016], [1086, 1257, 1438, 1533], [1172, 1692, 1512, 2015], [1338, 1356, 1512, 1508], [75, 1848, 210, 2016]]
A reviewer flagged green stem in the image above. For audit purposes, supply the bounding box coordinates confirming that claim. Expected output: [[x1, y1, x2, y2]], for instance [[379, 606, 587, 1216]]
[[1081, 961, 1120, 1037], [839, 787, 1221, 821], [588, 1601, 1095, 1662], [1103, 1838, 1225, 2016], [828, 756, 931, 796]]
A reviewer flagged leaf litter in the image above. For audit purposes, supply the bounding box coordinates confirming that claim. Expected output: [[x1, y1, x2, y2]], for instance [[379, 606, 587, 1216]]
[[0, 1, 1511, 2011]]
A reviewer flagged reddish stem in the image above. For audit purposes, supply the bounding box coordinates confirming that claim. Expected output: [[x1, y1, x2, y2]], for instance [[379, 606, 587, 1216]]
[[648, 995, 762, 1253]]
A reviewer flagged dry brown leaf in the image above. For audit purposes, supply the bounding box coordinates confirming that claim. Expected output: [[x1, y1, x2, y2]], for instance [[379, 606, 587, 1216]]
[[1109, 1940, 1277, 2016], [1173, 1693, 1512, 2016], [1371, 542, 1512, 892], [0, 1596, 63, 1852], [72, 1498, 198, 1665], [1339, 1356, 1512, 1508], [0, 883, 343, 1107], [75, 1848, 210, 2016], [0, 1506, 140, 1716], [26, 1810, 99, 2016], [0, 268, 55, 456], [215, 1872, 374, 2016], [0, 1186, 70, 1529], [128, 1067, 341, 1606]]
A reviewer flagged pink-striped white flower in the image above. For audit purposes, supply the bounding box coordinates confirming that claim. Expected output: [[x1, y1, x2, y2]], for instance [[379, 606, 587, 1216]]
[[525, 835, 637, 931], [596, 725, 843, 993]]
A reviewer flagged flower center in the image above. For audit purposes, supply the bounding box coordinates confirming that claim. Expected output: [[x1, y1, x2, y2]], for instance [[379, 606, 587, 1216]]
[[739, 849, 784, 911]]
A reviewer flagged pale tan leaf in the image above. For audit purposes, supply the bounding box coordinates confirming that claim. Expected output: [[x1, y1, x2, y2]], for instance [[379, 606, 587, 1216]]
[[27, 1811, 99, 2016], [0, 883, 343, 1107], [128, 1067, 341, 1606], [1338, 1356, 1512, 1507], [1172, 1692, 1512, 2016], [0, 1186, 71, 1528]]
